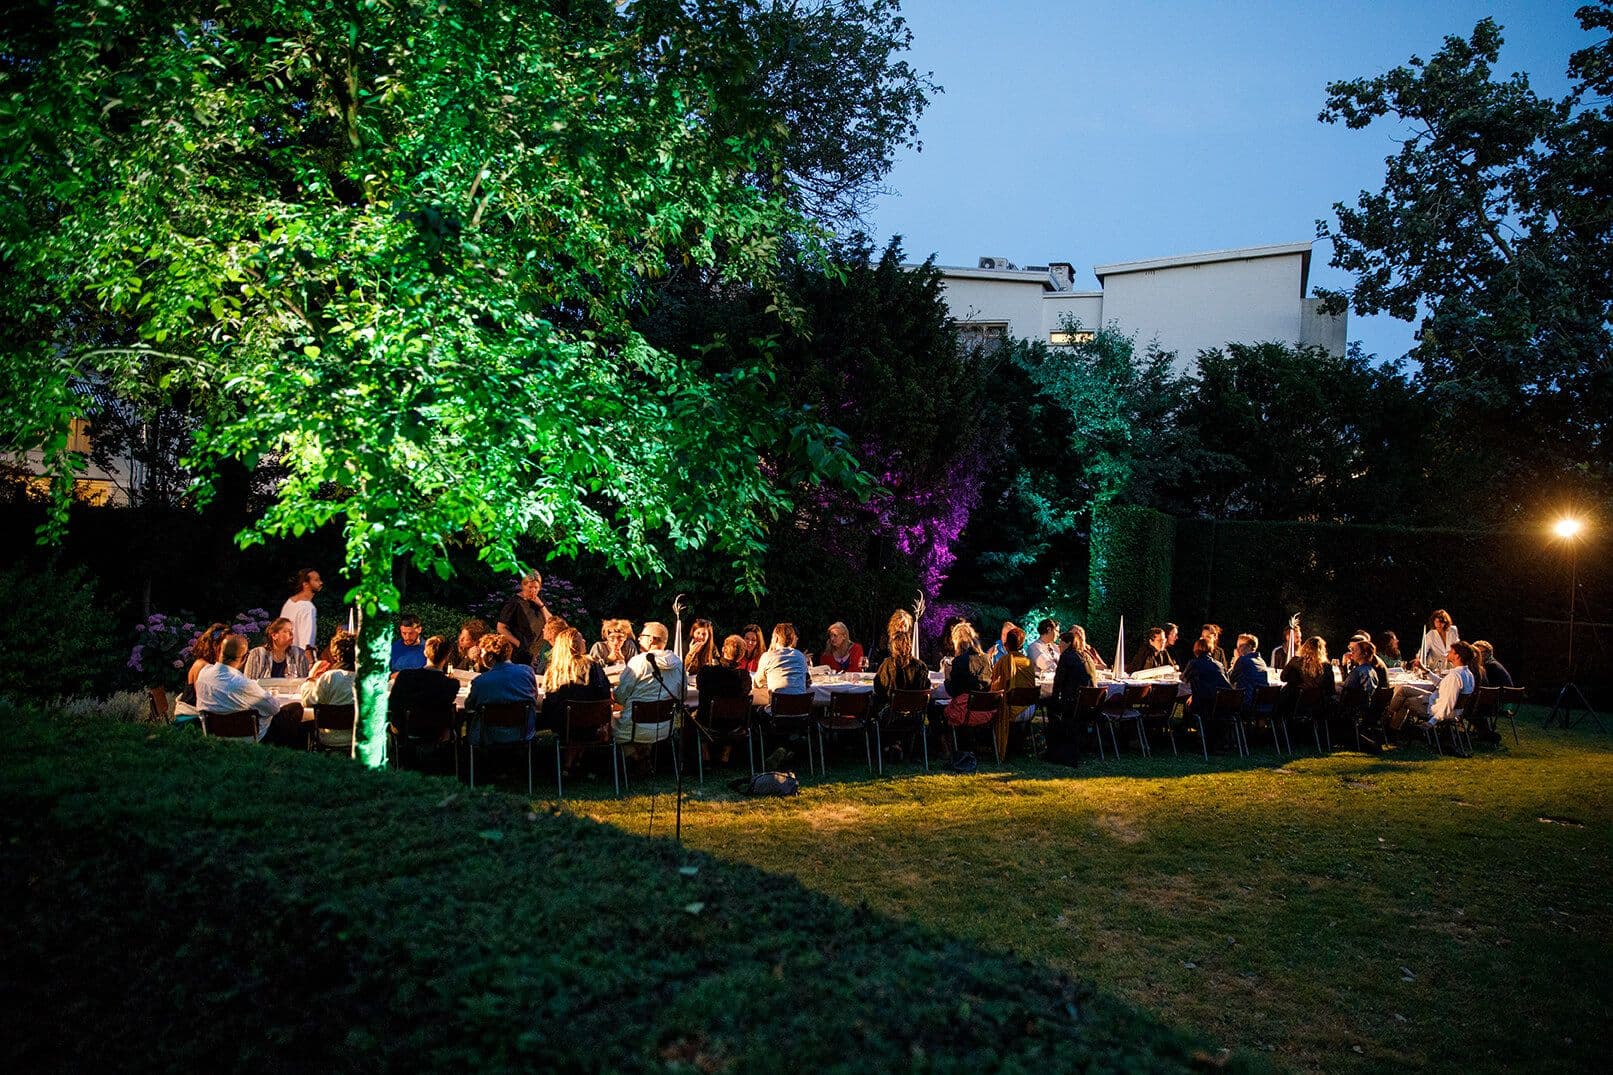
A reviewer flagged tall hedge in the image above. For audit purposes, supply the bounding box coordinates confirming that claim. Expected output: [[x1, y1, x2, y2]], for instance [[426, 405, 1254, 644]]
[[1087, 504, 1177, 650]]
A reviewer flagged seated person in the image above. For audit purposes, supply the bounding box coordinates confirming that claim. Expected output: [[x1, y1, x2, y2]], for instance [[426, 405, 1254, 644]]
[[753, 623, 809, 695], [697, 635, 755, 716], [988, 621, 1022, 664], [588, 618, 640, 666], [389, 635, 460, 723], [1376, 630, 1404, 669], [301, 631, 359, 751], [1385, 640, 1477, 729], [464, 633, 537, 745], [1199, 624, 1229, 671], [244, 617, 312, 680], [1131, 627, 1174, 672], [684, 618, 718, 676], [1027, 619, 1061, 675], [818, 621, 865, 673], [175, 622, 231, 719], [1341, 638, 1385, 694], [1280, 636, 1337, 712], [944, 622, 991, 700], [1228, 633, 1268, 708], [1182, 637, 1233, 719], [195, 633, 307, 747], [873, 630, 931, 715], [738, 624, 765, 674], [1472, 640, 1513, 688], [448, 618, 489, 673], [1052, 626, 1098, 701], [1162, 623, 1183, 669], [308, 629, 355, 680], [390, 613, 427, 672], [540, 627, 610, 736], [614, 621, 686, 744], [1072, 624, 1109, 672], [991, 625, 1038, 755]]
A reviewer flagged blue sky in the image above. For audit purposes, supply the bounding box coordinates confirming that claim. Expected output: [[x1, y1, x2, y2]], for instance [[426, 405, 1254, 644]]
[[867, 0, 1592, 365]]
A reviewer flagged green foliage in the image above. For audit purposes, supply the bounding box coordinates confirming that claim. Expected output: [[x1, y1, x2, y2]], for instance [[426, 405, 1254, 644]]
[[1317, 9, 1613, 475], [0, 564, 118, 699], [1086, 503, 1177, 647], [0, 0, 890, 766], [0, 708, 1237, 1073]]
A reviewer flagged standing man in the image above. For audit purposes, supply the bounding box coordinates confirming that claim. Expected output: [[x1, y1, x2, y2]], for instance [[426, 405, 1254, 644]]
[[280, 568, 322, 659], [497, 571, 550, 666]]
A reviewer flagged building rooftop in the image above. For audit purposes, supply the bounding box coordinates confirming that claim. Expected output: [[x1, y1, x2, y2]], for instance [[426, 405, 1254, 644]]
[[1093, 241, 1314, 294]]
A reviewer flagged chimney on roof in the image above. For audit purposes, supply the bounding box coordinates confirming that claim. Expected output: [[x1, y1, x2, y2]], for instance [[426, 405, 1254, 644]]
[[1047, 262, 1074, 291]]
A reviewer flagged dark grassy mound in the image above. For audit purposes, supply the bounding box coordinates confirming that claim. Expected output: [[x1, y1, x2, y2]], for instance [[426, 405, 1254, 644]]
[[0, 708, 1248, 1073]]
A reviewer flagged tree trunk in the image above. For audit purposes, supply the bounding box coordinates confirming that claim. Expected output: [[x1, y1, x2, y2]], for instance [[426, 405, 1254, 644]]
[[354, 605, 392, 769]]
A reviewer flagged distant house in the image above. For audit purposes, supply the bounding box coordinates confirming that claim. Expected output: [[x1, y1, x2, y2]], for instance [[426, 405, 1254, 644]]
[[4, 379, 143, 506], [933, 241, 1346, 363]]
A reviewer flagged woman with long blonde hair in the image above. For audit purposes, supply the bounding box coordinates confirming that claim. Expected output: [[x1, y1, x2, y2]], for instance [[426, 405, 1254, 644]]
[[541, 627, 609, 734]]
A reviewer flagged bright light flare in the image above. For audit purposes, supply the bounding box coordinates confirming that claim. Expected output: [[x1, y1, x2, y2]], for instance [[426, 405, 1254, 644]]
[[1553, 517, 1584, 540]]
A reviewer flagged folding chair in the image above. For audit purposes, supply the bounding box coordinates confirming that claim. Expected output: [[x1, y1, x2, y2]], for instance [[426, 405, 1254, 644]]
[[623, 698, 680, 791], [689, 694, 754, 784], [815, 690, 874, 773], [1465, 686, 1502, 745], [1338, 686, 1370, 752], [390, 701, 458, 776], [1197, 688, 1245, 759], [876, 688, 934, 774], [199, 709, 259, 740], [1004, 684, 1043, 759], [1426, 692, 1473, 757], [1498, 686, 1527, 744], [1073, 685, 1108, 761], [1367, 687, 1394, 746], [311, 703, 357, 757], [1138, 685, 1180, 756], [557, 697, 620, 799], [954, 691, 1004, 763], [1102, 684, 1152, 756], [756, 691, 815, 775], [468, 701, 534, 794], [1242, 684, 1286, 755], [1287, 685, 1329, 754]]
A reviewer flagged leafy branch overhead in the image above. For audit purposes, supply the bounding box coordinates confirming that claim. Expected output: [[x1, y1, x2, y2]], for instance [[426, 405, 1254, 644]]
[[0, 0, 896, 613]]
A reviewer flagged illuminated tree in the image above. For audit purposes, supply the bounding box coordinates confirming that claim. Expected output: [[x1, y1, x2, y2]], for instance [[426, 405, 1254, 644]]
[[0, 0, 870, 766]]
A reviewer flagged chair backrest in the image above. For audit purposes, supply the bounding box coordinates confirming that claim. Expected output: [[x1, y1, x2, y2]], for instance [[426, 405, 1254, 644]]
[[476, 700, 530, 731], [1338, 686, 1367, 713], [1498, 685, 1528, 713], [1140, 686, 1177, 717], [703, 694, 752, 731], [1297, 685, 1324, 713], [200, 710, 258, 739], [148, 686, 169, 724], [1211, 688, 1244, 717], [313, 703, 357, 733], [963, 690, 1003, 726], [398, 702, 456, 741], [564, 698, 614, 745], [768, 691, 813, 718], [1073, 686, 1108, 721], [827, 690, 872, 720], [1252, 684, 1283, 710], [1450, 690, 1471, 717], [630, 698, 676, 729], [1004, 685, 1041, 709], [887, 688, 931, 718], [1368, 687, 1395, 718], [1105, 684, 1150, 710], [1468, 685, 1501, 720]]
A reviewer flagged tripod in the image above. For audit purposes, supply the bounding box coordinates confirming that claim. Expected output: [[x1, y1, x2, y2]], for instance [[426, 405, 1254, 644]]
[[1545, 538, 1603, 731]]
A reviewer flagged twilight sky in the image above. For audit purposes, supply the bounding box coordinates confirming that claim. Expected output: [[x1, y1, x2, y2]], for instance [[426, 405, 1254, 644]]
[[866, 0, 1591, 365]]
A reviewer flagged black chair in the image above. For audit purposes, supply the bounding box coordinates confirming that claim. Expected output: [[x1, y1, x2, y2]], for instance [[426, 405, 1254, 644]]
[[1498, 686, 1527, 744], [1281, 685, 1329, 754], [311, 703, 357, 757], [1102, 684, 1152, 756], [557, 697, 620, 799], [954, 690, 1003, 763], [1338, 686, 1370, 752], [1003, 684, 1043, 759], [756, 691, 815, 774], [1465, 686, 1502, 744], [689, 694, 754, 783], [1426, 691, 1473, 757], [1241, 684, 1286, 755], [815, 690, 874, 773], [876, 688, 934, 774], [1196, 688, 1245, 759], [468, 701, 534, 794], [199, 709, 259, 740], [623, 698, 680, 790], [1138, 685, 1180, 756], [390, 701, 458, 776]]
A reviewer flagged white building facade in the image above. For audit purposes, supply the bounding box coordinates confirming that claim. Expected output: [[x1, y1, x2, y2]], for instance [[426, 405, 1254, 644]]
[[935, 241, 1346, 363]]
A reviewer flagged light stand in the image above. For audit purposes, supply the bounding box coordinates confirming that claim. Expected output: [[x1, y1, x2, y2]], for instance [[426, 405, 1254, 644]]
[[1545, 524, 1602, 731]]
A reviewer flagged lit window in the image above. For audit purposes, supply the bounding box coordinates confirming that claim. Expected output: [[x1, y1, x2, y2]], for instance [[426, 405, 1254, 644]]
[[1049, 330, 1095, 346], [66, 418, 92, 454], [954, 321, 1009, 355]]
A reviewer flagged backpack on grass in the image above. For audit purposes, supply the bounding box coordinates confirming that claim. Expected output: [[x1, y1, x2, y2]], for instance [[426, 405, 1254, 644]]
[[730, 771, 800, 797]]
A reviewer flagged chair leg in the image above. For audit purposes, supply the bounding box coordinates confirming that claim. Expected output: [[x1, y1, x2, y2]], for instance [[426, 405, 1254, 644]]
[[1200, 717, 1210, 761], [863, 726, 873, 773], [874, 721, 884, 776], [920, 720, 931, 771], [555, 741, 564, 801], [526, 742, 533, 797], [469, 742, 476, 788]]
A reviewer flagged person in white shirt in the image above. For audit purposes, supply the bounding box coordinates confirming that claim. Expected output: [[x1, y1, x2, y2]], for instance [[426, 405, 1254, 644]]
[[279, 567, 323, 658], [301, 632, 358, 751], [752, 622, 809, 694], [613, 621, 685, 745], [195, 634, 308, 747], [1027, 618, 1061, 676], [1386, 640, 1477, 730], [1415, 609, 1460, 669]]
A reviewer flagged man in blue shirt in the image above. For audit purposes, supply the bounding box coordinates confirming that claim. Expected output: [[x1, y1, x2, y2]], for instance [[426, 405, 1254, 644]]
[[390, 614, 427, 672], [1228, 633, 1268, 708]]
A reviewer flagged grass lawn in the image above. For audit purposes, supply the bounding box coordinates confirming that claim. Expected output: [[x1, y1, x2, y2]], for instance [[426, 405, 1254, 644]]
[[1, 705, 1251, 1073], [579, 713, 1613, 1074]]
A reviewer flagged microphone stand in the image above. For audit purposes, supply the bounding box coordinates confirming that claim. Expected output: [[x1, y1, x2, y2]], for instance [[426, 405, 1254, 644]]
[[671, 594, 688, 842]]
